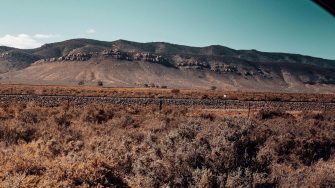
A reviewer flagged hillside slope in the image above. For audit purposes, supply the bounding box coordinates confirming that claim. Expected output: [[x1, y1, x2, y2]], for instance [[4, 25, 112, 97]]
[[0, 39, 334, 92]]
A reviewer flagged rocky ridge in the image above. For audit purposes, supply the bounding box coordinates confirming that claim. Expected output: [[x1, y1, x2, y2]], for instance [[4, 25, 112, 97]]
[[32, 48, 260, 76], [33, 48, 173, 67]]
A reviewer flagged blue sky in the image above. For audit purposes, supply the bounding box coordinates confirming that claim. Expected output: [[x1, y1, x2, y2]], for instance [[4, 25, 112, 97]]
[[0, 0, 334, 59]]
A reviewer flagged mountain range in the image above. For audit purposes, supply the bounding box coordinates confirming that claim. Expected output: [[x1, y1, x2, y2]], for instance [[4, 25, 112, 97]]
[[0, 39, 334, 93]]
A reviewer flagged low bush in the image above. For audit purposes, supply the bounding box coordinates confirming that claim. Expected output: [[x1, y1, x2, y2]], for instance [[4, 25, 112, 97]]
[[83, 107, 113, 124], [78, 80, 85, 85], [256, 109, 292, 119], [0, 125, 36, 145], [0, 103, 334, 187], [97, 80, 103, 87], [171, 89, 180, 94]]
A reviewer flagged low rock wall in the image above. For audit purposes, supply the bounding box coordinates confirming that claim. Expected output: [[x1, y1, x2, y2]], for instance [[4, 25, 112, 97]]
[[0, 94, 334, 111]]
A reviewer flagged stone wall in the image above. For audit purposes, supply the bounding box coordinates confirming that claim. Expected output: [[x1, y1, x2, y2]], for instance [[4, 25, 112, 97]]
[[0, 94, 333, 111]]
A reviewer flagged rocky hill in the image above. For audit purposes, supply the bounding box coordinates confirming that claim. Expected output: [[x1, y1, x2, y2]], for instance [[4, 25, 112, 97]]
[[0, 39, 334, 93]]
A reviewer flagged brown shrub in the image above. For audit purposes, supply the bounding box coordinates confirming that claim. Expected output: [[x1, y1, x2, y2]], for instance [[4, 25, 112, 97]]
[[0, 106, 14, 120], [13, 162, 46, 176], [199, 112, 215, 121], [83, 106, 113, 124], [19, 111, 38, 124], [0, 125, 36, 145], [171, 89, 180, 94], [54, 114, 72, 128], [256, 109, 293, 120], [0, 103, 334, 187], [62, 160, 128, 187]]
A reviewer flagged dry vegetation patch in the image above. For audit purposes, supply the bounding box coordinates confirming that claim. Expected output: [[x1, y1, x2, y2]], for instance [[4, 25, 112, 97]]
[[0, 102, 334, 187], [0, 84, 334, 102]]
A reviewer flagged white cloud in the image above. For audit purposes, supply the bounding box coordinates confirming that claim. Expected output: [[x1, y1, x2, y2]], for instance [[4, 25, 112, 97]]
[[0, 34, 42, 49], [86, 28, 96, 34], [34, 34, 60, 39], [0, 33, 61, 49]]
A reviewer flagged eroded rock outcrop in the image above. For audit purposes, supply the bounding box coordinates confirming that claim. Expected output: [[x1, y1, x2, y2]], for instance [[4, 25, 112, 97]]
[[34, 49, 173, 67], [0, 52, 10, 58], [64, 53, 92, 61], [34, 52, 93, 63], [176, 58, 242, 74]]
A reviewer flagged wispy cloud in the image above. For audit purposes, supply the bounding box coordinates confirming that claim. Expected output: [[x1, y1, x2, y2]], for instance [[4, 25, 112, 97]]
[[34, 34, 60, 39], [86, 28, 96, 34], [0, 33, 60, 49]]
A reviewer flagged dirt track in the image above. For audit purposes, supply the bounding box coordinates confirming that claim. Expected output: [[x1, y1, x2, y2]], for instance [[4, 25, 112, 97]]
[[0, 94, 334, 111]]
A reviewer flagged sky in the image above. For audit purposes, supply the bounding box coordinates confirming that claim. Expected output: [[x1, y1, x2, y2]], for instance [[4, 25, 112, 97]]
[[0, 0, 334, 59]]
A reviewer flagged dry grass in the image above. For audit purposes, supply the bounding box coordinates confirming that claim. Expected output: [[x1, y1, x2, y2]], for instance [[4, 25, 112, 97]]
[[0, 101, 334, 187], [0, 83, 334, 102]]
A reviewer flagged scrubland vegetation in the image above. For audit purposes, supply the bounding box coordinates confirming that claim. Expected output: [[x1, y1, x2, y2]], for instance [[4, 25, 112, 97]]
[[0, 84, 334, 102], [0, 101, 334, 187]]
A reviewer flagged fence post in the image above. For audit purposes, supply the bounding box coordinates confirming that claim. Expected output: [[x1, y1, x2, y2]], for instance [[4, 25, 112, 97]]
[[248, 102, 251, 118], [159, 99, 163, 111]]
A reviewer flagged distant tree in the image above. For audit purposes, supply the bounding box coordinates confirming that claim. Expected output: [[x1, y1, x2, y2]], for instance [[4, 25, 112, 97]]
[[210, 86, 217, 91], [97, 80, 103, 87], [78, 80, 85, 85], [143, 83, 149, 88], [161, 85, 168, 89]]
